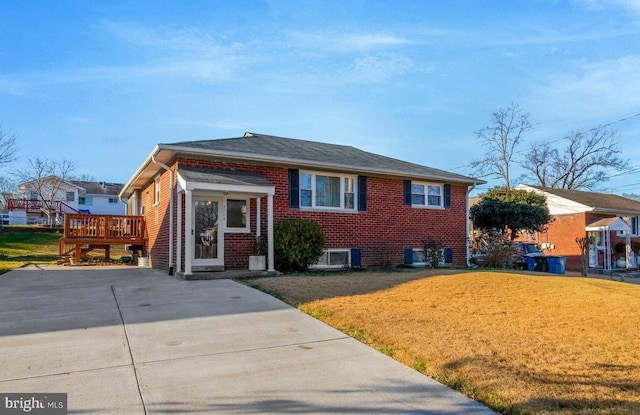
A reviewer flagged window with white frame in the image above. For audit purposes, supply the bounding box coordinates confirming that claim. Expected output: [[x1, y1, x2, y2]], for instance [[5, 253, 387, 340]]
[[66, 192, 75, 202], [300, 171, 357, 210], [225, 198, 249, 233], [618, 216, 639, 236], [411, 182, 443, 207], [154, 177, 161, 205], [409, 248, 445, 267], [79, 196, 93, 206], [310, 249, 351, 269], [108, 198, 118, 204]]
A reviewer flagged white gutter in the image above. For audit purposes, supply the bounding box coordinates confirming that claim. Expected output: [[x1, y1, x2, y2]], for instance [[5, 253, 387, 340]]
[[466, 181, 478, 267], [118, 145, 161, 200], [151, 154, 175, 275]]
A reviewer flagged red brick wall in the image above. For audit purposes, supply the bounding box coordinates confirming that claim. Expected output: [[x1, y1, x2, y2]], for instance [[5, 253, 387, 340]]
[[142, 158, 471, 271], [535, 212, 640, 271], [536, 213, 587, 271]]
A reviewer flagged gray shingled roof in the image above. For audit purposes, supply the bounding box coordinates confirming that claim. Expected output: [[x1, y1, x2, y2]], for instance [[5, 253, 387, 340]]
[[72, 181, 123, 196], [178, 166, 274, 187], [529, 185, 640, 215], [165, 132, 481, 184]]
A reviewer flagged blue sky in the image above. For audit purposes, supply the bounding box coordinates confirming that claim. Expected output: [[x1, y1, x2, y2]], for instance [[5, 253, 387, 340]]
[[1, 0, 639, 195]]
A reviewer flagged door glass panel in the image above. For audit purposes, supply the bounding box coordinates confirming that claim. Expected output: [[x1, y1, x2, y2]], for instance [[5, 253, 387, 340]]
[[195, 200, 219, 259]]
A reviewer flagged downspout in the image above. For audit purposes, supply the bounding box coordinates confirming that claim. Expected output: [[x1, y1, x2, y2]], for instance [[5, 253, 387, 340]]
[[151, 155, 174, 275], [466, 181, 478, 267]]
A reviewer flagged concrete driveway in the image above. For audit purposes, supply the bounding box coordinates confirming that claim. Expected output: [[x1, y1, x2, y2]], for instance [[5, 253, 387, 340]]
[[0, 265, 495, 414]]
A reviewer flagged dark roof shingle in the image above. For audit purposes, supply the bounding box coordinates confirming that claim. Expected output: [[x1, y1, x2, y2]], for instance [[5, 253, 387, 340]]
[[529, 185, 640, 215], [72, 181, 123, 196], [165, 132, 481, 184]]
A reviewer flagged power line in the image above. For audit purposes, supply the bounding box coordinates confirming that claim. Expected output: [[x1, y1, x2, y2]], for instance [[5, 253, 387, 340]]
[[593, 111, 640, 130]]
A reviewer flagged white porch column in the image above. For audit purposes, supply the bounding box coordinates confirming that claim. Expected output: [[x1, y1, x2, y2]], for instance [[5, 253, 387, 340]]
[[267, 194, 275, 272], [184, 189, 193, 275], [604, 229, 611, 271], [626, 233, 631, 269], [177, 191, 183, 274], [256, 197, 261, 238]]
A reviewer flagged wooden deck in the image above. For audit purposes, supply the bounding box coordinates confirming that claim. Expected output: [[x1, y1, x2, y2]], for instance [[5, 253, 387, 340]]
[[59, 214, 146, 262], [8, 198, 79, 214]]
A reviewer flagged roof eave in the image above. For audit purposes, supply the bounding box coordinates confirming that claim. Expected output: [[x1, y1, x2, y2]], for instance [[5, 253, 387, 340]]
[[160, 144, 484, 186], [591, 207, 640, 216], [119, 145, 162, 199]]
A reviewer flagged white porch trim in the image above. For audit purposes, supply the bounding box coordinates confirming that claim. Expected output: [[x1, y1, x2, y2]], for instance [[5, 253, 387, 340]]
[[586, 217, 631, 270], [175, 167, 275, 276]]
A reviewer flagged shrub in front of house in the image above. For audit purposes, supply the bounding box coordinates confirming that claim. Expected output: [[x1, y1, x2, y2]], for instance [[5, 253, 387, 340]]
[[274, 218, 325, 272], [479, 230, 516, 269], [421, 237, 444, 268]]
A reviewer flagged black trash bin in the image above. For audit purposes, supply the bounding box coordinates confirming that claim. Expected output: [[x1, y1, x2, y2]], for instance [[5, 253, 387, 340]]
[[532, 256, 547, 272]]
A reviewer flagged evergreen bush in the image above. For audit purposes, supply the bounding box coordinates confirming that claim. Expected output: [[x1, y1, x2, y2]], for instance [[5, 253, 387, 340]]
[[274, 218, 325, 272]]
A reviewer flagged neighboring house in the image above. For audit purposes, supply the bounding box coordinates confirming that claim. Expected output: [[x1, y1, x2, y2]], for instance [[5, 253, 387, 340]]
[[515, 184, 640, 271], [8, 178, 125, 225], [72, 181, 125, 215], [119, 132, 484, 275]]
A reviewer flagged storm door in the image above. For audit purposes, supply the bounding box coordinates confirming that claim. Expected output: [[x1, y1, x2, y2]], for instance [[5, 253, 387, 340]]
[[192, 197, 223, 268]]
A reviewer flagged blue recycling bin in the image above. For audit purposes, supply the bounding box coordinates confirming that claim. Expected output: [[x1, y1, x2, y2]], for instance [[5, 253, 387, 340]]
[[523, 256, 535, 271], [546, 256, 566, 274]]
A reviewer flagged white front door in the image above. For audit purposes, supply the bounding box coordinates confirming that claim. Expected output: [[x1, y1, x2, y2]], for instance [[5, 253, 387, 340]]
[[192, 197, 223, 269]]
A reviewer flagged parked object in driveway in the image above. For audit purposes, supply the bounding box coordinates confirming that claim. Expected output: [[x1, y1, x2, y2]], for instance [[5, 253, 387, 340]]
[[515, 242, 545, 271], [1, 213, 9, 225]]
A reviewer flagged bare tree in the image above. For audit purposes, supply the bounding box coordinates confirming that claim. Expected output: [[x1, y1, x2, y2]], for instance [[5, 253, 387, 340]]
[[14, 157, 76, 226], [0, 176, 17, 207], [0, 127, 18, 166], [470, 103, 534, 190], [0, 176, 17, 229], [522, 127, 628, 190]]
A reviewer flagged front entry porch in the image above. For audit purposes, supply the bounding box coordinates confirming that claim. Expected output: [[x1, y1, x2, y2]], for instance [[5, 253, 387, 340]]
[[586, 217, 634, 271], [175, 166, 276, 276]]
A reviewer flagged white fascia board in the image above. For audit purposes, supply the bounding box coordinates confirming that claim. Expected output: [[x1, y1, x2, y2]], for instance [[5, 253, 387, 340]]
[[176, 172, 274, 196], [186, 181, 274, 196], [119, 145, 163, 199]]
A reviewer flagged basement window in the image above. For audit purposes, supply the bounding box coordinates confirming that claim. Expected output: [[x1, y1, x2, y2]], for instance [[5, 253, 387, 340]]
[[310, 249, 351, 269]]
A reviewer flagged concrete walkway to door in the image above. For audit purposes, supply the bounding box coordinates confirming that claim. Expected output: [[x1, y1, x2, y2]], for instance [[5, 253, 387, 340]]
[[0, 265, 495, 414]]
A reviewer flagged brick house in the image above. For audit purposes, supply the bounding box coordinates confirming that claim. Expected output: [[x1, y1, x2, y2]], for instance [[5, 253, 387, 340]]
[[119, 132, 483, 276], [516, 184, 640, 271]]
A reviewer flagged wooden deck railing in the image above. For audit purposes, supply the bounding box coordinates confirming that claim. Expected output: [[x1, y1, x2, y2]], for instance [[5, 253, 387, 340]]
[[60, 213, 146, 261], [8, 198, 80, 214]]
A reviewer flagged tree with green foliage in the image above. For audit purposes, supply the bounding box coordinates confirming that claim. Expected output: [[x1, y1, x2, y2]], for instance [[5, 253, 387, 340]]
[[470, 187, 550, 240], [274, 218, 325, 272]]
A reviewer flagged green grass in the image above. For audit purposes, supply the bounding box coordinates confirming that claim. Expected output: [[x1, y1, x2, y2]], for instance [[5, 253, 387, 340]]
[[0, 231, 62, 274]]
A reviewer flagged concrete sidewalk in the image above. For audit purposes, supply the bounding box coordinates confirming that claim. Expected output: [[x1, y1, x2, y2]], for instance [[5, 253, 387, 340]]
[[0, 265, 495, 414]]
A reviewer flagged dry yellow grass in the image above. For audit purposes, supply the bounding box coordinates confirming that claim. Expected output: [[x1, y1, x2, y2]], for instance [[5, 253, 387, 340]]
[[250, 270, 640, 415]]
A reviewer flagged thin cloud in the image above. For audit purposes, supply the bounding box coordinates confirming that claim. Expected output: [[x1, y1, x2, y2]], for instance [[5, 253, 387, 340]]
[[287, 30, 412, 53], [344, 55, 414, 84], [576, 0, 640, 15]]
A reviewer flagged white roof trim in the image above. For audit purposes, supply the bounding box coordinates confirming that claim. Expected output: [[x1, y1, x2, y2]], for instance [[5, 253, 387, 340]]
[[585, 217, 631, 232], [176, 171, 275, 196]]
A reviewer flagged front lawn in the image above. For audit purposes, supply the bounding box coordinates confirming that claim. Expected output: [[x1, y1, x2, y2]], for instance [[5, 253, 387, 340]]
[[0, 231, 61, 274], [249, 270, 640, 415]]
